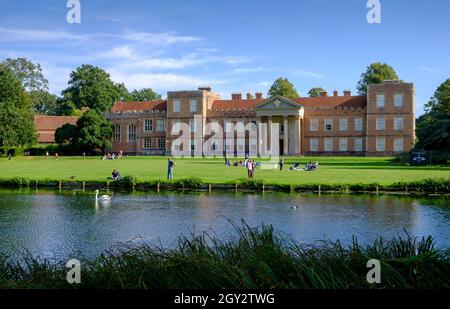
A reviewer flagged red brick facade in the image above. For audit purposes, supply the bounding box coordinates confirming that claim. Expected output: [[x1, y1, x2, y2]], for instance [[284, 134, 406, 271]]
[[105, 81, 415, 157]]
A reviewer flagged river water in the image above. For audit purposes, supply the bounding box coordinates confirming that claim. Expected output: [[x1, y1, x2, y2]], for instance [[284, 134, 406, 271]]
[[0, 189, 448, 261]]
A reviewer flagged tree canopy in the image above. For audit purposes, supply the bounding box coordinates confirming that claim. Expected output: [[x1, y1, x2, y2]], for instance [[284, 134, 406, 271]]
[[129, 88, 162, 101], [268, 78, 299, 98], [308, 87, 326, 97], [30, 90, 58, 115], [357, 63, 400, 95], [1, 57, 60, 115], [0, 66, 36, 147], [62, 64, 127, 113], [55, 110, 113, 153], [416, 78, 450, 151], [77, 110, 113, 153], [55, 123, 79, 145], [1, 57, 49, 92]]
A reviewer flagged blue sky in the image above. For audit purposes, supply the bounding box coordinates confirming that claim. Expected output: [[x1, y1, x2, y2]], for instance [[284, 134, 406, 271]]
[[0, 0, 449, 115]]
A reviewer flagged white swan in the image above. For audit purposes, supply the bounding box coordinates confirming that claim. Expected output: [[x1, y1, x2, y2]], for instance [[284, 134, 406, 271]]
[[95, 190, 111, 201]]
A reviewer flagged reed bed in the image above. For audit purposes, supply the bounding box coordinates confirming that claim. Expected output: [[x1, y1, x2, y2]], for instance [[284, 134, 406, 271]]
[[0, 222, 449, 289]]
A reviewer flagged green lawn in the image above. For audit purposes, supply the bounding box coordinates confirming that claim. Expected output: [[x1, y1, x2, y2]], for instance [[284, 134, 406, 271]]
[[0, 156, 448, 185]]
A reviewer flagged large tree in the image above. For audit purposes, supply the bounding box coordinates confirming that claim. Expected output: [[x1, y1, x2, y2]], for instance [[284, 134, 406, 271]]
[[308, 87, 326, 97], [53, 97, 80, 116], [75, 110, 113, 153], [62, 64, 126, 113], [1, 57, 48, 92], [0, 66, 36, 147], [1, 57, 59, 115], [30, 90, 58, 115], [55, 123, 79, 145], [357, 63, 400, 95], [129, 88, 162, 101], [268, 78, 299, 98], [416, 78, 450, 151]]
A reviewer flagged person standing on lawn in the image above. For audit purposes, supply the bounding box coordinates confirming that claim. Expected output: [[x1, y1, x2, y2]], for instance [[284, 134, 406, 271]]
[[279, 158, 284, 171], [167, 157, 176, 180]]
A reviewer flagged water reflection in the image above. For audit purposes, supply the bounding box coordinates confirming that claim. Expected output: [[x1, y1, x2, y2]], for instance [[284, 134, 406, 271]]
[[0, 189, 448, 261]]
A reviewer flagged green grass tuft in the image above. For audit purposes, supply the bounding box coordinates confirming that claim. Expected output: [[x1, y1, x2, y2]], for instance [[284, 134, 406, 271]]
[[0, 222, 449, 289]]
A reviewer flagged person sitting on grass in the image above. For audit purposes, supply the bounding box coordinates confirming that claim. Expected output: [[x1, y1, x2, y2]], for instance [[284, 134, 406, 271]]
[[312, 161, 319, 171], [112, 170, 121, 180], [305, 162, 311, 171], [225, 159, 231, 166]]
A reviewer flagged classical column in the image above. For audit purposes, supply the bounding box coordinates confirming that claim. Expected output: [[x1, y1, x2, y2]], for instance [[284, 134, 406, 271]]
[[256, 116, 261, 157], [283, 116, 289, 155], [294, 116, 301, 155], [268, 116, 273, 152]]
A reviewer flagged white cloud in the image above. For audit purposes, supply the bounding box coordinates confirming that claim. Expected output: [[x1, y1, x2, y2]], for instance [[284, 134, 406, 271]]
[[420, 67, 439, 73], [109, 71, 224, 91], [232, 67, 265, 74], [118, 30, 201, 45], [256, 81, 270, 87], [293, 69, 324, 79], [0, 27, 87, 42], [101, 45, 136, 60], [111, 53, 251, 71], [0, 27, 201, 47]]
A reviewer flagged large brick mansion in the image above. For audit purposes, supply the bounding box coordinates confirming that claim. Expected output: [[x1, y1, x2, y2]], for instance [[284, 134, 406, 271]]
[[104, 80, 415, 157]]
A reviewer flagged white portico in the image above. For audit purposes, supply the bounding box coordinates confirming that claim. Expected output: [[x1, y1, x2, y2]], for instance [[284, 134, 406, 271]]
[[255, 96, 304, 156]]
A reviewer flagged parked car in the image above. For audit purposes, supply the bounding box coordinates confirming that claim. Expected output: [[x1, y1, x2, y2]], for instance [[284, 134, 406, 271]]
[[411, 154, 427, 165]]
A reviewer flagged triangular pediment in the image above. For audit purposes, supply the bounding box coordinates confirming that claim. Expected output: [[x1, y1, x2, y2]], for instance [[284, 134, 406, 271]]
[[256, 95, 302, 110]]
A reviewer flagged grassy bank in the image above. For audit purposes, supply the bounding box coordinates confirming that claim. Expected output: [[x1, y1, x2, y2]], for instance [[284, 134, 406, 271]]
[[1, 223, 449, 289], [0, 176, 449, 194], [0, 156, 449, 193]]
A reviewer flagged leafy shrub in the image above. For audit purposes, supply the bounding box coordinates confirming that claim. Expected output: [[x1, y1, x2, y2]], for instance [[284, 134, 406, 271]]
[[112, 176, 138, 189], [393, 178, 450, 193], [391, 152, 410, 164], [174, 177, 203, 189], [236, 178, 264, 190], [0, 177, 31, 187]]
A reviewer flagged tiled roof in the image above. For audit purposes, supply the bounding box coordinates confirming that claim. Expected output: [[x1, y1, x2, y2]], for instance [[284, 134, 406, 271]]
[[292, 96, 367, 108], [211, 99, 265, 110], [111, 101, 167, 112], [207, 96, 366, 115], [34, 115, 79, 131], [36, 131, 57, 143], [34, 115, 79, 143]]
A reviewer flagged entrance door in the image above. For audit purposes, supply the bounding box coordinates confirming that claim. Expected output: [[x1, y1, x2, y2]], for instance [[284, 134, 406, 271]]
[[279, 139, 284, 156]]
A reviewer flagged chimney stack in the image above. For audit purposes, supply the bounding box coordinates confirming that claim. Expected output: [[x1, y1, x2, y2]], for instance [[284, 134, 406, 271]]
[[232, 93, 242, 100], [343, 89, 351, 97], [246, 92, 254, 100], [333, 90, 338, 97], [320, 91, 328, 97], [198, 86, 211, 92], [255, 92, 263, 99]]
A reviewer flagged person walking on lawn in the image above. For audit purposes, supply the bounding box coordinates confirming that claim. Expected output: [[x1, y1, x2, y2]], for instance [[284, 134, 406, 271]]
[[167, 157, 176, 180]]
